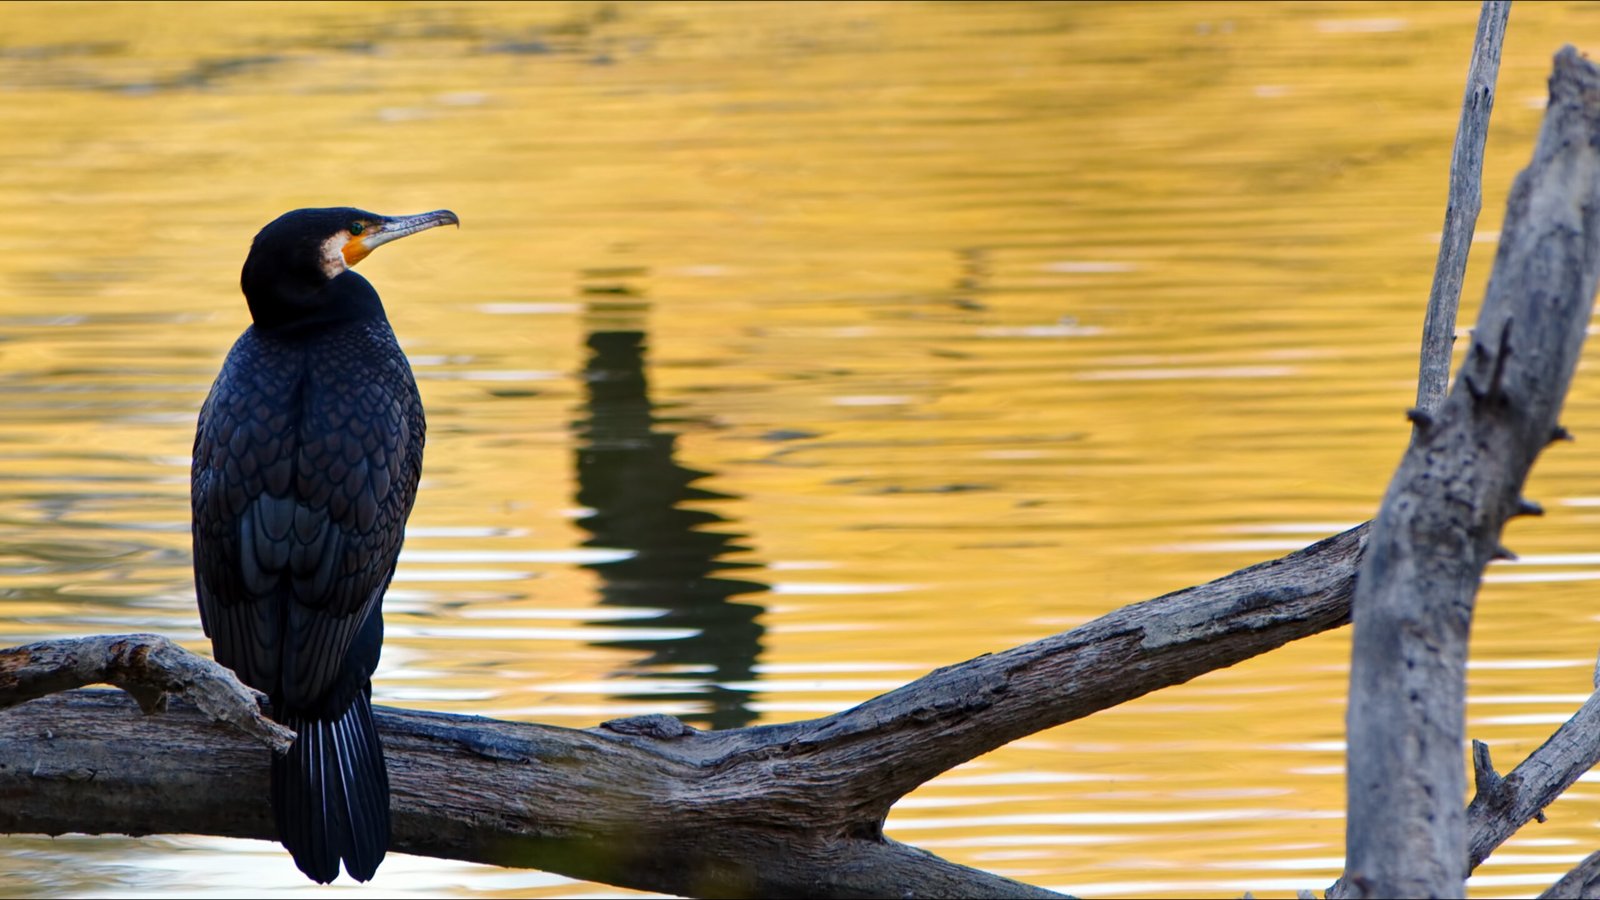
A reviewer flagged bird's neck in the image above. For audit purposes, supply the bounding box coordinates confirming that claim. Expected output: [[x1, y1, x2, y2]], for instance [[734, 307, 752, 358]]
[[246, 271, 390, 338]]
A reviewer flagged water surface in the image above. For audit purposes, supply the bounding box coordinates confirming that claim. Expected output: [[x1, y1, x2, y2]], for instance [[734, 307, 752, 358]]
[[3, 2, 1600, 897]]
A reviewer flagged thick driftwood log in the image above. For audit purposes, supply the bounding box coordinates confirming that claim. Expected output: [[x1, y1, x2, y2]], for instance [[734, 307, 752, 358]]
[[1, 524, 1368, 899], [1343, 45, 1600, 900], [2, 690, 1062, 900], [1414, 0, 1510, 417]]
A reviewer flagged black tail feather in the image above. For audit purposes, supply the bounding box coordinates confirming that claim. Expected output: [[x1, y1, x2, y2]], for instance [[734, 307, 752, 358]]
[[271, 693, 390, 883]]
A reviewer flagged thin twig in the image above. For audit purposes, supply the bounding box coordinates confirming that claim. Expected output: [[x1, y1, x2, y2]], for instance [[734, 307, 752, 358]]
[[1414, 0, 1511, 421]]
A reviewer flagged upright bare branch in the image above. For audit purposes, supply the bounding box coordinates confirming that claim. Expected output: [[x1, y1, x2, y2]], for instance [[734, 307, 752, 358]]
[[1414, 1, 1511, 419], [1344, 46, 1600, 899]]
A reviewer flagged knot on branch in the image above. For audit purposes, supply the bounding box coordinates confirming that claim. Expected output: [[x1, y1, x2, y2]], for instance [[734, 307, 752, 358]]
[[1472, 740, 1511, 807], [1405, 406, 1437, 437], [601, 714, 697, 740], [1470, 739, 1544, 822], [1463, 317, 1515, 409]]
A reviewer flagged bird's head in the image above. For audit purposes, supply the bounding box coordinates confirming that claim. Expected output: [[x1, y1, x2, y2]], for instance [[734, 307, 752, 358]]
[[240, 207, 459, 333]]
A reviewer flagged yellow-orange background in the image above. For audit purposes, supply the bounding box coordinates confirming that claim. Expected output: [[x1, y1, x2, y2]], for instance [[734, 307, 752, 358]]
[[1, 2, 1599, 897]]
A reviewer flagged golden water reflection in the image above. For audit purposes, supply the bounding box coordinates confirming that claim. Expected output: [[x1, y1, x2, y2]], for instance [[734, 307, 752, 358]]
[[3, 2, 1600, 897]]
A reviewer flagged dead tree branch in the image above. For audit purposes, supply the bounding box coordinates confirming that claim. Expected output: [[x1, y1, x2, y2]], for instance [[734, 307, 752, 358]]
[[1325, 644, 1600, 895], [0, 520, 1369, 899], [1342, 44, 1600, 899], [1414, 0, 1511, 419], [1467, 679, 1600, 870], [0, 632, 291, 753]]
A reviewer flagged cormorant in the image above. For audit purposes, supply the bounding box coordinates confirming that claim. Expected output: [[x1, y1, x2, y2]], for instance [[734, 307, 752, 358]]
[[191, 207, 457, 883]]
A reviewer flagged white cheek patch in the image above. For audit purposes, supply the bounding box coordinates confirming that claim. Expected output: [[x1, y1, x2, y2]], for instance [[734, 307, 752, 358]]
[[319, 233, 350, 279]]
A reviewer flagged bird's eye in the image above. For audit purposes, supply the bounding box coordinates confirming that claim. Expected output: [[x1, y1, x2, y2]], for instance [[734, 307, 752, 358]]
[[349, 222, 366, 236]]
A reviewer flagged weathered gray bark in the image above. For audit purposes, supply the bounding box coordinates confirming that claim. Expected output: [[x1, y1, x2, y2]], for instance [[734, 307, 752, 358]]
[[1343, 45, 1600, 900], [1, 521, 1368, 900], [4, 690, 1063, 900], [1466, 689, 1600, 871], [0, 632, 291, 752], [1414, 0, 1511, 418], [1327, 676, 1600, 898]]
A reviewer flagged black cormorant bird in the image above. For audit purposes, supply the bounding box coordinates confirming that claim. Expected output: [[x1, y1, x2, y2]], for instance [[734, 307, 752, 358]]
[[191, 207, 457, 883]]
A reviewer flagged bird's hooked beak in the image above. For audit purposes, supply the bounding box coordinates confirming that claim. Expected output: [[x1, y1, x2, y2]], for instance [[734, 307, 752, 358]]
[[342, 209, 460, 267]]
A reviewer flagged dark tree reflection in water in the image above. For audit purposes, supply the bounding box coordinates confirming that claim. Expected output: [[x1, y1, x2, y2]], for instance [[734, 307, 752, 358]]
[[573, 298, 768, 730]]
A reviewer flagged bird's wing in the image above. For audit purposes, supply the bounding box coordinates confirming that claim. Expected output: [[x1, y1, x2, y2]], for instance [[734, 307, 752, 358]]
[[278, 360, 422, 708], [192, 342, 297, 694]]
